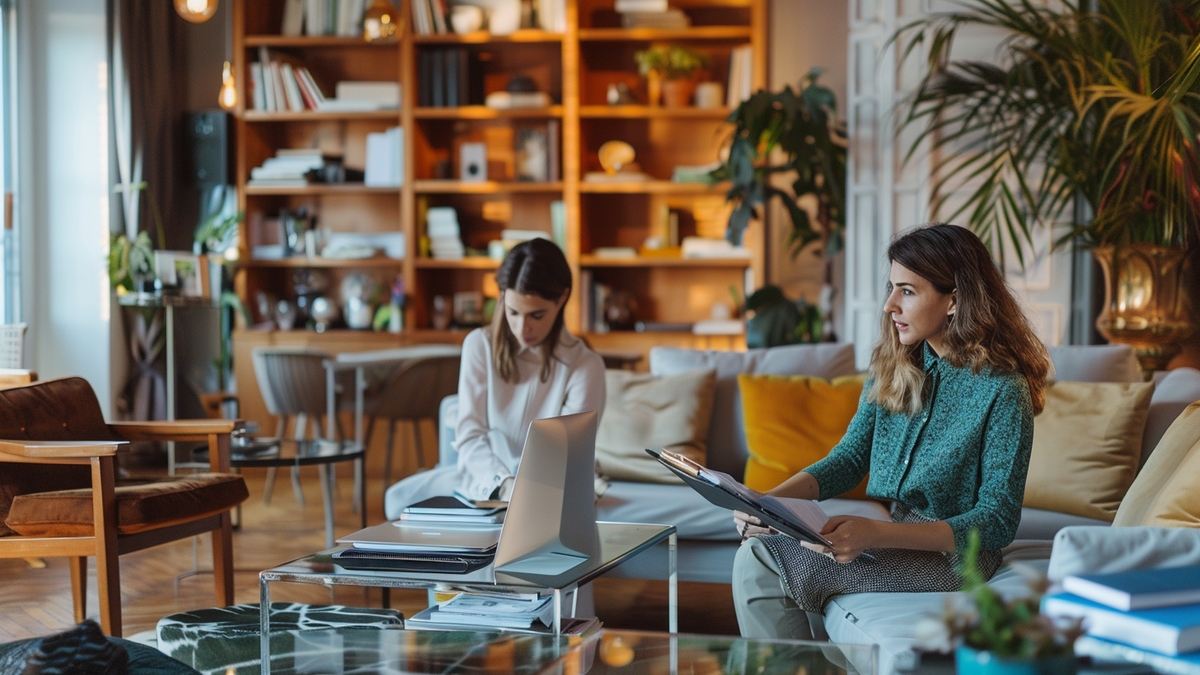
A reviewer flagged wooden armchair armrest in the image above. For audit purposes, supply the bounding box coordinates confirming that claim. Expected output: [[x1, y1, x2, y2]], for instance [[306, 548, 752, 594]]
[[0, 439, 125, 461], [109, 420, 235, 442]]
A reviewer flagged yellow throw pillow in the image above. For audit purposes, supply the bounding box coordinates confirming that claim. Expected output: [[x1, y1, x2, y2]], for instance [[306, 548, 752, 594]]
[[738, 373, 870, 499], [1114, 402, 1200, 527], [1024, 380, 1154, 522], [595, 368, 717, 484]]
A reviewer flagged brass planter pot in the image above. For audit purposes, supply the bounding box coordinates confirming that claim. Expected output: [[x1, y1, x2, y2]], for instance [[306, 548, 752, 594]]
[[1093, 244, 1194, 374]]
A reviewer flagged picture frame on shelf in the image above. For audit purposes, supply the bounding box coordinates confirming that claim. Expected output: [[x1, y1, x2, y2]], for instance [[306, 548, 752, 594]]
[[154, 251, 207, 298]]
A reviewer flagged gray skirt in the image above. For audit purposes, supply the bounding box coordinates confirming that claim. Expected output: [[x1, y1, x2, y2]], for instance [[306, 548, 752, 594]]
[[759, 504, 1003, 612]]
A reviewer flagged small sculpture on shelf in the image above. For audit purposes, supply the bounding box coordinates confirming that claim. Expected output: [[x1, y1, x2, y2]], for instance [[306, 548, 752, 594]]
[[341, 273, 379, 331]]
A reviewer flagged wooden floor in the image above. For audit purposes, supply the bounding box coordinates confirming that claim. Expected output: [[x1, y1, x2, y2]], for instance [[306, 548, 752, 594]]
[[0, 435, 739, 641]]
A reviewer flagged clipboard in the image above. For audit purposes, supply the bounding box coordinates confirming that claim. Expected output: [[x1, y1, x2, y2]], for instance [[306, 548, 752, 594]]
[[646, 448, 837, 550]]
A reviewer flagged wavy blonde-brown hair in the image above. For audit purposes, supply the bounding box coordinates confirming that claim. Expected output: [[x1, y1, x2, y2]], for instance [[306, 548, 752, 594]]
[[869, 224, 1050, 416]]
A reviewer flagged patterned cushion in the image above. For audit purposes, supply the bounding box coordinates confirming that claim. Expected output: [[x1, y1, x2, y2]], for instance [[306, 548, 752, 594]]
[[157, 602, 403, 674], [5, 474, 249, 537]]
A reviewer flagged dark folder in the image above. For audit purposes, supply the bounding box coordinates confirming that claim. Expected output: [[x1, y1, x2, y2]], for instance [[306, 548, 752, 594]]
[[646, 448, 837, 550], [333, 547, 494, 574]]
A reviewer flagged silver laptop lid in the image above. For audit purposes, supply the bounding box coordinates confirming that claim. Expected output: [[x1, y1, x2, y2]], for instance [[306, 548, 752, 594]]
[[337, 522, 501, 553]]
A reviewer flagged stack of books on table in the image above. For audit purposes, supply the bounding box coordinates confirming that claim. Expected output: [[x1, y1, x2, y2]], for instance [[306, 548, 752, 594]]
[[1041, 564, 1200, 674], [406, 590, 601, 635], [427, 207, 465, 260]]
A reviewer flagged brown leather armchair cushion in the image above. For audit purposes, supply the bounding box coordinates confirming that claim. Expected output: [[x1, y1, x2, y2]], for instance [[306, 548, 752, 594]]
[[5, 473, 250, 537], [0, 377, 121, 534]]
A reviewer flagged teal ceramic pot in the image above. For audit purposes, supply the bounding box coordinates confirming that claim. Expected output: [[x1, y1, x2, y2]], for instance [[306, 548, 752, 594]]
[[956, 646, 1076, 675]]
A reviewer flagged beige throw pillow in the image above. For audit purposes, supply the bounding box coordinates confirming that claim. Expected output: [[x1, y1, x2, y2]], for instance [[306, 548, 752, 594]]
[[1114, 402, 1200, 528], [1024, 380, 1154, 522], [595, 368, 717, 484]]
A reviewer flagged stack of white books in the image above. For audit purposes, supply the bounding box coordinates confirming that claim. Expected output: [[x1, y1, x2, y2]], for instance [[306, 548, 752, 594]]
[[681, 236, 751, 259], [615, 0, 689, 28], [248, 149, 325, 188], [408, 592, 556, 630], [427, 207, 465, 260], [320, 81, 402, 112], [364, 126, 403, 188], [1042, 564, 1200, 674]]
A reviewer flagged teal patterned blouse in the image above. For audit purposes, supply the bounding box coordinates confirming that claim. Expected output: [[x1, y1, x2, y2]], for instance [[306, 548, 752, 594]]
[[804, 343, 1034, 553]]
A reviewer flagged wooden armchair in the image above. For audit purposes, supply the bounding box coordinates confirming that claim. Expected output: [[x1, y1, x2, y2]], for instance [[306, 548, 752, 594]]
[[0, 377, 249, 637]]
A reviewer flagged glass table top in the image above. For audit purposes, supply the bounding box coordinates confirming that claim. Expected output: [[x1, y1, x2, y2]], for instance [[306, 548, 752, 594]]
[[586, 630, 877, 675], [226, 437, 364, 467]]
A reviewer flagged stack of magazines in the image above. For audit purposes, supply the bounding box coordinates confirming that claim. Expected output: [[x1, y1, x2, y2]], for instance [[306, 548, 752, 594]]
[[406, 590, 600, 635]]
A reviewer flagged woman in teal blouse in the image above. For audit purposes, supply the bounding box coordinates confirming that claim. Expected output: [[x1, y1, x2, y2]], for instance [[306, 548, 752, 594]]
[[732, 224, 1051, 640]]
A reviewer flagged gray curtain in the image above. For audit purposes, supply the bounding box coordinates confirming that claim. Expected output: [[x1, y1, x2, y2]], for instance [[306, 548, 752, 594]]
[[107, 0, 186, 421]]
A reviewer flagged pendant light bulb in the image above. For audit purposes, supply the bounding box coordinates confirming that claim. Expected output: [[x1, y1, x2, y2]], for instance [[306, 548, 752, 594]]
[[175, 0, 218, 24], [218, 61, 237, 110], [363, 0, 398, 41]]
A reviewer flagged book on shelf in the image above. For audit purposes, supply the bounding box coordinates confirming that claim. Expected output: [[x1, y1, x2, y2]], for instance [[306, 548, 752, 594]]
[[281, 0, 305, 36], [635, 321, 692, 332], [1041, 592, 1200, 656], [727, 45, 754, 108], [535, 0, 567, 32], [336, 81, 401, 109], [409, 0, 449, 35], [1062, 565, 1200, 611], [251, 48, 335, 114], [1075, 635, 1200, 675], [614, 0, 668, 11], [550, 199, 566, 249], [620, 10, 690, 29], [681, 236, 752, 259], [364, 126, 403, 188], [291, 0, 366, 36], [485, 91, 553, 109], [592, 247, 638, 259]]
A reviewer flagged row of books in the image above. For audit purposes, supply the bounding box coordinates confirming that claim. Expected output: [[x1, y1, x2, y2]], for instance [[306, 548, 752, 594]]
[[250, 48, 401, 113], [1042, 564, 1200, 673], [280, 0, 369, 37], [417, 49, 481, 108]]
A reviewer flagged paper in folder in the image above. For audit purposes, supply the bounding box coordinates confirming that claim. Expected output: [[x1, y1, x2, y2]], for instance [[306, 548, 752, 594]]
[[646, 448, 837, 551]]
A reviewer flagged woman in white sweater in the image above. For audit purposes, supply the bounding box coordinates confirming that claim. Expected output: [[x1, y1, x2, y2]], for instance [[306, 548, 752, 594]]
[[384, 239, 605, 519]]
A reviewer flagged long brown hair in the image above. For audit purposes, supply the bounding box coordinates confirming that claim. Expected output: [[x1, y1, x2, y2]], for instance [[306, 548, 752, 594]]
[[869, 224, 1050, 415], [490, 238, 572, 383]]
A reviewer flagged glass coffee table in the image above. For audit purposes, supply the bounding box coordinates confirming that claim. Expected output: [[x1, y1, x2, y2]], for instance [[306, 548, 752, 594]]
[[259, 522, 679, 673], [588, 630, 879, 675]]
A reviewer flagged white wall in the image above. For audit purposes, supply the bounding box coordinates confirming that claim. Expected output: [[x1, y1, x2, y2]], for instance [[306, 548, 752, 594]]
[[18, 0, 113, 415]]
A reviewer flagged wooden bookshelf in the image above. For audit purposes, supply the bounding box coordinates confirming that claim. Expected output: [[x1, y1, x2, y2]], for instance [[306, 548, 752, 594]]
[[230, 0, 766, 421]]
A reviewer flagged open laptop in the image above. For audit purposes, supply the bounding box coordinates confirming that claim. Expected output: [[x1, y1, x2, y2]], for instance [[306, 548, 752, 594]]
[[336, 410, 600, 576]]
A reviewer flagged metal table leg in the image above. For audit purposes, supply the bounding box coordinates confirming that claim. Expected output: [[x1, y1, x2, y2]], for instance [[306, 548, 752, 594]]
[[166, 304, 175, 476], [668, 531, 677, 633], [352, 367, 365, 516], [260, 575, 271, 675], [553, 588, 562, 635], [318, 463, 335, 550]]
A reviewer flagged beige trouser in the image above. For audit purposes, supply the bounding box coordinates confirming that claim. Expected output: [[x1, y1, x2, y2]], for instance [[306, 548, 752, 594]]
[[732, 537, 817, 640]]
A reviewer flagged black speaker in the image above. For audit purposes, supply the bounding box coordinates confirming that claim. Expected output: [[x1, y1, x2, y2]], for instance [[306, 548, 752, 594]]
[[189, 109, 229, 188]]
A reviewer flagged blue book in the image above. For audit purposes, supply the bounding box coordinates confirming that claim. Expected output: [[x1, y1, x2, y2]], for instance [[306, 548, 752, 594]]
[[1075, 635, 1200, 675], [1042, 592, 1200, 656], [1064, 565, 1200, 611]]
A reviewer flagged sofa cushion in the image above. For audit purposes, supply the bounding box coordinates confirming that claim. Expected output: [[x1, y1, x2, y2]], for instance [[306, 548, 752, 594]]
[[1114, 401, 1200, 528], [1047, 345, 1142, 383], [597, 480, 742, 540], [739, 373, 870, 497], [5, 473, 249, 537], [1014, 507, 1110, 541], [1024, 381, 1154, 522], [650, 344, 857, 480], [1143, 368, 1200, 467], [823, 560, 1049, 675], [595, 368, 716, 483], [1047, 526, 1200, 582]]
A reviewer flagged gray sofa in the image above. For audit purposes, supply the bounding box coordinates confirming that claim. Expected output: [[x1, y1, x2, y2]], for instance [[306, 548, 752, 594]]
[[439, 343, 1200, 584]]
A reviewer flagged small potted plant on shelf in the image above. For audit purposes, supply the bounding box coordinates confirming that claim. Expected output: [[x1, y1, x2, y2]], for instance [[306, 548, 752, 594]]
[[915, 531, 1082, 675], [634, 45, 709, 107]]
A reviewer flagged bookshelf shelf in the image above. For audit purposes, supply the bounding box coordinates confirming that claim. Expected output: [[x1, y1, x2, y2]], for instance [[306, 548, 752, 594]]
[[242, 110, 401, 122], [578, 27, 753, 41], [579, 105, 732, 119], [413, 106, 565, 119], [241, 257, 406, 269], [579, 180, 727, 194], [243, 35, 399, 48], [244, 183, 400, 196], [580, 255, 751, 268], [413, 180, 565, 194], [413, 30, 565, 44], [413, 258, 502, 269]]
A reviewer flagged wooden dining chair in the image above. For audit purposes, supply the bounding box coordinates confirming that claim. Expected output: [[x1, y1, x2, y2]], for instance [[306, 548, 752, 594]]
[[0, 377, 248, 637]]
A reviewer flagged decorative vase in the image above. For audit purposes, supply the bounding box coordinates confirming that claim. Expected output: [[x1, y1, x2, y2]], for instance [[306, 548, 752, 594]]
[[661, 78, 694, 107], [956, 646, 1076, 675], [1093, 243, 1194, 374]]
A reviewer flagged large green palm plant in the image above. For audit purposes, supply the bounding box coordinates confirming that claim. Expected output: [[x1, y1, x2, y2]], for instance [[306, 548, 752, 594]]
[[898, 0, 1200, 266]]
